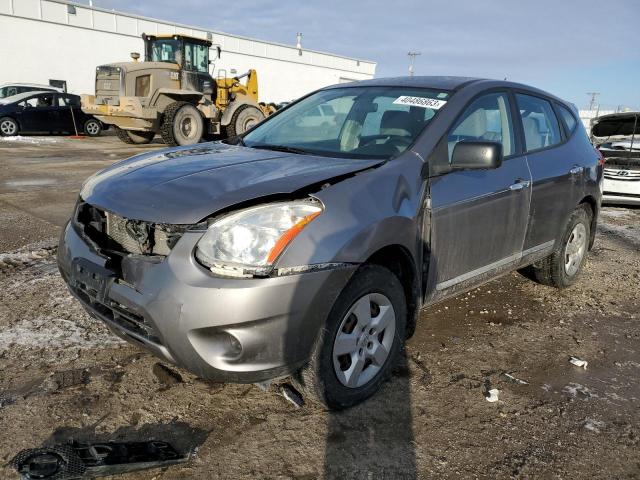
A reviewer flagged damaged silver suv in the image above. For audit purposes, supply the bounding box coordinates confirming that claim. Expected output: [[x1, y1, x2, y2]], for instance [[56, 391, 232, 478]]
[[58, 77, 603, 409]]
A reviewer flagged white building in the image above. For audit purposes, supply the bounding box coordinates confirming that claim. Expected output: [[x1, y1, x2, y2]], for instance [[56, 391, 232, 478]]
[[0, 0, 376, 102]]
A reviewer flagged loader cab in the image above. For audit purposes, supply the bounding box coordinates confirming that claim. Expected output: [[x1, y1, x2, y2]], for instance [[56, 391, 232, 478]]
[[143, 34, 215, 94], [144, 34, 212, 72]]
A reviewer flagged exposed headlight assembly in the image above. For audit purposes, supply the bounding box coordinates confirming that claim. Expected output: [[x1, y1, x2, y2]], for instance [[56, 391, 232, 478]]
[[195, 200, 323, 277]]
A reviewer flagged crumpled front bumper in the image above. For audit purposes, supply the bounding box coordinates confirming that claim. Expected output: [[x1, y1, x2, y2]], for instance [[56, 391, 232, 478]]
[[58, 222, 356, 383]]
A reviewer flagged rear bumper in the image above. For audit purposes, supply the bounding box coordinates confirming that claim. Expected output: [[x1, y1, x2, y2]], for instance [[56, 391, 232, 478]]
[[58, 222, 356, 383]]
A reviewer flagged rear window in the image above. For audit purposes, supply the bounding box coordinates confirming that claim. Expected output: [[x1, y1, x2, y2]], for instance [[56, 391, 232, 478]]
[[557, 104, 577, 134], [516, 93, 562, 152]]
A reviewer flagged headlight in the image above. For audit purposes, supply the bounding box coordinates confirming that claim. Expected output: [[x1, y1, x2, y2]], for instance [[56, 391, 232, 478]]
[[195, 200, 323, 277]]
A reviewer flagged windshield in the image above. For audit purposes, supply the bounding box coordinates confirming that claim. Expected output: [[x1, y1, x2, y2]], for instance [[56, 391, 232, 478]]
[[151, 39, 181, 64], [243, 86, 450, 159]]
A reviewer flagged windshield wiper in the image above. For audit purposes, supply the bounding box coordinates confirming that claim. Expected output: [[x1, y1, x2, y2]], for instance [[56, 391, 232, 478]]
[[249, 144, 311, 155]]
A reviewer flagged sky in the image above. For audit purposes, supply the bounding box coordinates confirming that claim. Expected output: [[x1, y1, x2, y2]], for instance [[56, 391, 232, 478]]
[[94, 0, 640, 110]]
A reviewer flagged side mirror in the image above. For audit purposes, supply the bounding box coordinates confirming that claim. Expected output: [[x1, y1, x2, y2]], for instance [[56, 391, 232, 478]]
[[451, 141, 503, 170]]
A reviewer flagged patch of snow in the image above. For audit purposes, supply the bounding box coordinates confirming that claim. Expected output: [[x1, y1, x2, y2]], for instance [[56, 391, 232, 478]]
[[583, 418, 605, 432], [0, 135, 61, 144], [5, 178, 57, 187], [0, 316, 123, 350], [563, 383, 596, 399]]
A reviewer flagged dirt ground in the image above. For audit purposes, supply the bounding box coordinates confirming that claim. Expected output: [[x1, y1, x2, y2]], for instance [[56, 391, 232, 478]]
[[0, 135, 638, 479]]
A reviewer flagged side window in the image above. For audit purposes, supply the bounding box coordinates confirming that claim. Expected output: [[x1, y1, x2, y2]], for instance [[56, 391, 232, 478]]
[[31, 94, 54, 108], [557, 104, 577, 135], [515, 93, 562, 151], [447, 92, 515, 162], [57, 96, 70, 107]]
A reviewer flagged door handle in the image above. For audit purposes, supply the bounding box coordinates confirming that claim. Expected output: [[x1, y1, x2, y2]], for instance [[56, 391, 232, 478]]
[[509, 180, 530, 191], [569, 165, 584, 175]]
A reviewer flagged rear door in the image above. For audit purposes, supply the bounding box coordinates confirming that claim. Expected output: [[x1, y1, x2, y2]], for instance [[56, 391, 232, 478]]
[[428, 91, 531, 297], [514, 93, 581, 252], [55, 94, 83, 133]]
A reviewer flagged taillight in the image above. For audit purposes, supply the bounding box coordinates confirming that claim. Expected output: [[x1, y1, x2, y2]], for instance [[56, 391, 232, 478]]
[[595, 147, 605, 166]]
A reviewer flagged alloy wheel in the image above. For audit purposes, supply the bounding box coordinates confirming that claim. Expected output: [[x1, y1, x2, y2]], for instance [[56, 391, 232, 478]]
[[332, 292, 396, 388], [564, 222, 587, 276], [1, 119, 17, 136]]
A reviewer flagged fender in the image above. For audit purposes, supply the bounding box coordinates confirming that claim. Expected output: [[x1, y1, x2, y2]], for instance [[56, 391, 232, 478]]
[[220, 94, 261, 126]]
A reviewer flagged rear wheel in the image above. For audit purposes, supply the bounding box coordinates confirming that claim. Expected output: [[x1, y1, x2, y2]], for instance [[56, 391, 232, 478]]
[[529, 205, 591, 288], [225, 104, 264, 138], [115, 127, 155, 145], [160, 102, 204, 146], [0, 117, 18, 136], [83, 119, 102, 137], [294, 265, 406, 410]]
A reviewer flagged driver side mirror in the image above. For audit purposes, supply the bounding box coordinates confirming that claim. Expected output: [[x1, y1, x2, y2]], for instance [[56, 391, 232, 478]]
[[451, 141, 503, 170]]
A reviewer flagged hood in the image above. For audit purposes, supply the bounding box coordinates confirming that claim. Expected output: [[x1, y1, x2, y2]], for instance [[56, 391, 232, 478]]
[[592, 112, 640, 138], [81, 143, 384, 224]]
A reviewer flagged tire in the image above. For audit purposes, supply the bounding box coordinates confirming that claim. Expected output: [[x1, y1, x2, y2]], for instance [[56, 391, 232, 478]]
[[294, 265, 407, 410], [0, 117, 19, 136], [84, 119, 102, 137], [225, 104, 265, 138], [530, 205, 591, 289], [115, 127, 154, 145], [160, 102, 204, 146]]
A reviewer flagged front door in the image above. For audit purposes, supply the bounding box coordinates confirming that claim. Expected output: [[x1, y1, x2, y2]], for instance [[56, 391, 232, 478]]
[[21, 93, 57, 132], [427, 91, 531, 298]]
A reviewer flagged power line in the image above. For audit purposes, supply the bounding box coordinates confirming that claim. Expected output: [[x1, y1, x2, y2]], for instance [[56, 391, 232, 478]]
[[586, 92, 600, 111]]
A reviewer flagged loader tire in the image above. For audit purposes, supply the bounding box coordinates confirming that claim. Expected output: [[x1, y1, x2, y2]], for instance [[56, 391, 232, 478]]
[[160, 102, 204, 146], [115, 127, 154, 145], [225, 104, 264, 138]]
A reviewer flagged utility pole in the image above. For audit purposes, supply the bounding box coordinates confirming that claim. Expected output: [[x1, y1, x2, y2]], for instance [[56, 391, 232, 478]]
[[586, 92, 600, 111], [408, 52, 421, 77]]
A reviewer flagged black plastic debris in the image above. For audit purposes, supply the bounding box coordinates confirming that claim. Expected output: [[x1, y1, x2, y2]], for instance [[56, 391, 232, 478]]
[[10, 440, 187, 479], [280, 383, 304, 408]]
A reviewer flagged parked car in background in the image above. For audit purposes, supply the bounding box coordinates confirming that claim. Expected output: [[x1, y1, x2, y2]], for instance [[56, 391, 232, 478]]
[[58, 76, 602, 409], [0, 91, 104, 137], [591, 111, 640, 205], [0, 83, 65, 99]]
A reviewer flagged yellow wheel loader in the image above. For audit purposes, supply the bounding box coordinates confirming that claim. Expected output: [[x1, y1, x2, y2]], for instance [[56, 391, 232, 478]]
[[81, 34, 274, 146]]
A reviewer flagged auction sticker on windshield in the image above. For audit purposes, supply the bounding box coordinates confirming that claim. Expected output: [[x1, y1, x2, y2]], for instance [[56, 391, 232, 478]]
[[393, 96, 447, 109]]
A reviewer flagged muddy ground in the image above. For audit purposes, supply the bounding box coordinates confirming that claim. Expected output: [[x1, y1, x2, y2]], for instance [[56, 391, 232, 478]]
[[0, 135, 638, 479]]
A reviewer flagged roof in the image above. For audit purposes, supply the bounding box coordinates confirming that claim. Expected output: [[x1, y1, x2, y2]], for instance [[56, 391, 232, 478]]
[[0, 90, 58, 104], [327, 76, 483, 91], [323, 76, 571, 107], [0, 83, 61, 90]]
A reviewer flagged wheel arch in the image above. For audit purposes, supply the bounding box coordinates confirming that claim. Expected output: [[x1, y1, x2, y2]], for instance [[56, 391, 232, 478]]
[[578, 194, 598, 249], [364, 244, 420, 339], [220, 95, 261, 126]]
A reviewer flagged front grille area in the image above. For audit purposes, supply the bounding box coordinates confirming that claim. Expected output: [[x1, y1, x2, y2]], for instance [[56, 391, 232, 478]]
[[72, 279, 160, 343], [95, 65, 123, 105], [75, 202, 185, 257], [604, 167, 640, 181]]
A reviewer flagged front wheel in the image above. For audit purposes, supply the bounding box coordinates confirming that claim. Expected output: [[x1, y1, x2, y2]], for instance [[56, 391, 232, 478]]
[[225, 104, 265, 138], [0, 117, 19, 136], [294, 265, 406, 410], [529, 205, 592, 288]]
